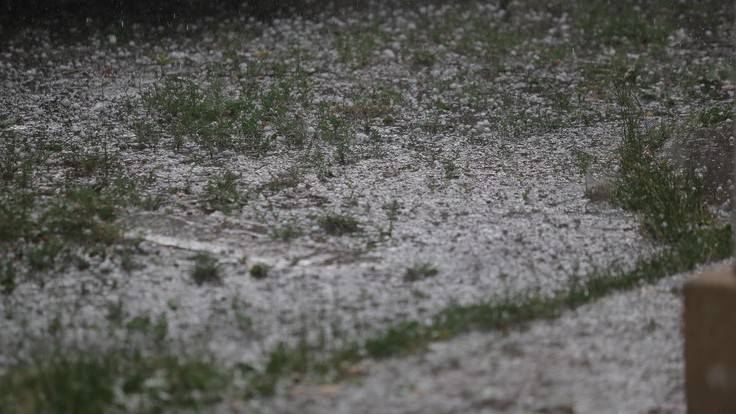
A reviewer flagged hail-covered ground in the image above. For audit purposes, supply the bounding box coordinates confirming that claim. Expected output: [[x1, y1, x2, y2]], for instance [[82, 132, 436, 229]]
[[0, 1, 733, 412]]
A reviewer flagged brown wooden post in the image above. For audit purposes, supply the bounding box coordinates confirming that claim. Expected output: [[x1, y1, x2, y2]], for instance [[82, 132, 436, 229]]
[[684, 267, 736, 413], [682, 37, 736, 411]]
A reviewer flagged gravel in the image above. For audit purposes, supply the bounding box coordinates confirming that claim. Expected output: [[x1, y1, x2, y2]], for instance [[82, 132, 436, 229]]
[[0, 1, 733, 412]]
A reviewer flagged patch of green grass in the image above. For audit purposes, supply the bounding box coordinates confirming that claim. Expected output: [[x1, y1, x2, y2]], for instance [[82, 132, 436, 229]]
[[373, 86, 405, 108], [410, 49, 437, 68], [481, 86, 582, 137], [167, 298, 180, 311], [0, 114, 21, 129], [126, 313, 169, 342], [570, 147, 597, 175], [0, 348, 229, 414], [419, 116, 450, 134], [136, 193, 166, 212], [203, 169, 244, 214], [132, 120, 162, 149], [63, 143, 121, 184], [613, 82, 712, 242], [335, 86, 403, 121], [26, 241, 65, 272], [677, 62, 735, 101], [433, 99, 450, 111], [382, 199, 400, 239], [143, 75, 242, 154], [442, 159, 460, 180], [191, 252, 221, 285], [309, 150, 333, 181], [0, 129, 41, 183], [274, 114, 309, 148], [364, 321, 426, 358], [316, 115, 357, 165], [334, 25, 381, 68], [143, 70, 310, 157], [249, 263, 269, 279], [1, 183, 126, 278], [45, 186, 123, 245], [258, 168, 302, 193], [698, 105, 733, 127], [572, 1, 674, 49], [271, 223, 303, 242], [0, 260, 17, 294], [414, 5, 527, 60], [143, 64, 409, 166], [106, 300, 126, 324], [231, 298, 253, 331], [404, 261, 439, 282], [0, 127, 141, 288], [244, 342, 313, 397], [318, 213, 362, 236]]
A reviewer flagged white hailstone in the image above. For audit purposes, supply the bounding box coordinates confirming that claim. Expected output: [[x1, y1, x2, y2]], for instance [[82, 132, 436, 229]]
[[382, 49, 396, 60], [108, 34, 117, 45], [99, 260, 114, 273]]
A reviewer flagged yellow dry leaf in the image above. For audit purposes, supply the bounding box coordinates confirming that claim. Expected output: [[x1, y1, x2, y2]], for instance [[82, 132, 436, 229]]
[[252, 49, 269, 59], [318, 384, 344, 394]]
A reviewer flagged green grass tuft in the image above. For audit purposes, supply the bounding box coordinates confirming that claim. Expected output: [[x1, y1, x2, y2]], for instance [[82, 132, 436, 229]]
[[404, 261, 439, 282], [698, 105, 733, 126], [250, 263, 269, 279], [318, 214, 362, 236], [613, 82, 712, 242], [203, 169, 244, 214], [191, 253, 221, 285], [0, 349, 229, 414]]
